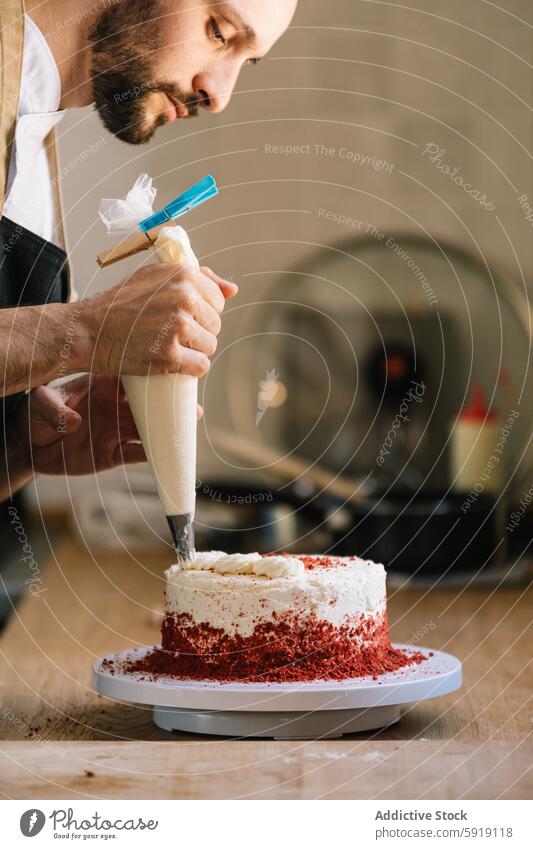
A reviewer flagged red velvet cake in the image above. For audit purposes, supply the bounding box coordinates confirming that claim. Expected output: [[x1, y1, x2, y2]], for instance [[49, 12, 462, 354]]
[[127, 552, 425, 682]]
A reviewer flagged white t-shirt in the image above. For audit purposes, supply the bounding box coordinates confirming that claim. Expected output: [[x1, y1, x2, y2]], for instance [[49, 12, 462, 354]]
[[3, 15, 65, 247]]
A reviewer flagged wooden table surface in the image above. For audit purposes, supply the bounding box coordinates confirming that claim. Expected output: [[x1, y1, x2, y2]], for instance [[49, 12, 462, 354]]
[[0, 536, 531, 799]]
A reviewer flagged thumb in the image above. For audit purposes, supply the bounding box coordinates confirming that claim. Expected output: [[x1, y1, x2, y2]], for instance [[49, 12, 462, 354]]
[[28, 385, 82, 434], [201, 266, 238, 299]]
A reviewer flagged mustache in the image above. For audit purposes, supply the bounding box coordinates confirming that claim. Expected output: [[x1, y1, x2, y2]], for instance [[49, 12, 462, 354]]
[[145, 84, 202, 118]]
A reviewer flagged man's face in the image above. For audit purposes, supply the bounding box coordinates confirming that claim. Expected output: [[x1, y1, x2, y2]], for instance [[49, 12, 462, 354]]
[[89, 0, 297, 144]]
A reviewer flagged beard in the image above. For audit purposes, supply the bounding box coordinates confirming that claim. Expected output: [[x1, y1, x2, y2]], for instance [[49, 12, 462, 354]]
[[88, 0, 198, 145]]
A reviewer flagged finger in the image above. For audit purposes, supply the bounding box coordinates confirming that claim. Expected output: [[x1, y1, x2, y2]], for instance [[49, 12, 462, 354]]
[[181, 316, 217, 357], [55, 375, 88, 398], [197, 404, 204, 420], [28, 385, 62, 420], [116, 442, 147, 466], [173, 346, 211, 378], [190, 298, 221, 335], [29, 386, 82, 433], [59, 409, 83, 434], [117, 408, 141, 441], [190, 270, 226, 314], [201, 266, 238, 299]]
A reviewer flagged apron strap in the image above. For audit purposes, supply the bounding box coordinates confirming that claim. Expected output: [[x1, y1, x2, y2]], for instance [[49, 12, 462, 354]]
[[0, 2, 70, 292], [0, 0, 25, 219], [45, 126, 68, 254]]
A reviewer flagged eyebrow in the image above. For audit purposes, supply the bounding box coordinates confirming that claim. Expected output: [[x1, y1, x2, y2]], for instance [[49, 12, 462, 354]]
[[213, 1, 259, 52]]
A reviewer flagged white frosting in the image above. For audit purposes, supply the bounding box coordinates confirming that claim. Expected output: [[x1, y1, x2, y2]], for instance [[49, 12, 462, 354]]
[[170, 551, 304, 578], [185, 551, 227, 571], [252, 555, 304, 578], [165, 552, 386, 637], [214, 552, 262, 574]]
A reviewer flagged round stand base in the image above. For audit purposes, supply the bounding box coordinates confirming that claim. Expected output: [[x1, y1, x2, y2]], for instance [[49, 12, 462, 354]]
[[153, 704, 402, 739]]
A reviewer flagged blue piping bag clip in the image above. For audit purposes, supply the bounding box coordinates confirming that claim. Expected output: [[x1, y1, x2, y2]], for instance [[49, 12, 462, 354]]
[[139, 175, 218, 232]]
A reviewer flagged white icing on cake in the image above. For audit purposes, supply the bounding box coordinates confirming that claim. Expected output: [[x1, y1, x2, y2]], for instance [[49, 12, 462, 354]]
[[252, 555, 304, 578], [170, 551, 304, 578], [165, 552, 386, 638]]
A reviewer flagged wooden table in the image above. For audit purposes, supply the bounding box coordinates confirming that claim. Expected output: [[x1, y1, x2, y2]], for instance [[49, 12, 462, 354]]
[[0, 536, 531, 799]]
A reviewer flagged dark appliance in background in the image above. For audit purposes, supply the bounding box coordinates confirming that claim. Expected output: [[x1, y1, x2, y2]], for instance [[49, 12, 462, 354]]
[[271, 306, 499, 574], [232, 236, 533, 577]]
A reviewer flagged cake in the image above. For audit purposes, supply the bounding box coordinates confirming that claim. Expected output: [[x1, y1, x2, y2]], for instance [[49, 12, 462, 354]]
[[126, 552, 425, 682]]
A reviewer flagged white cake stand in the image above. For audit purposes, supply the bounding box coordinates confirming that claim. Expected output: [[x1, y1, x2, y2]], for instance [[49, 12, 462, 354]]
[[93, 644, 461, 739]]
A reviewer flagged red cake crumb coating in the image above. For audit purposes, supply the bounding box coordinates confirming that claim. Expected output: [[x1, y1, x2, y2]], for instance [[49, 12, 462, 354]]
[[121, 611, 425, 683], [296, 554, 344, 570], [265, 553, 355, 570]]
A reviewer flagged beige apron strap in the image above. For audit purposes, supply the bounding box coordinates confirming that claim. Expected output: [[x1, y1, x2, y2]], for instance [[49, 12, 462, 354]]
[[45, 126, 71, 298], [0, 0, 25, 218], [45, 127, 68, 251]]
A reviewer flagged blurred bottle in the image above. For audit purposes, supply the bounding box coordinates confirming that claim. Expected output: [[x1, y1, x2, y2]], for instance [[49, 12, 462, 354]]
[[451, 385, 503, 494]]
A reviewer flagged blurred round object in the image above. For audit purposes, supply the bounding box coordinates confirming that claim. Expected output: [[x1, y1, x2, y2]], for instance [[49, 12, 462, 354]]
[[231, 235, 533, 501]]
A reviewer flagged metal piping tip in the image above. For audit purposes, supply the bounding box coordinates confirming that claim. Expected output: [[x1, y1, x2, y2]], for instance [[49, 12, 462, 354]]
[[167, 514, 195, 562]]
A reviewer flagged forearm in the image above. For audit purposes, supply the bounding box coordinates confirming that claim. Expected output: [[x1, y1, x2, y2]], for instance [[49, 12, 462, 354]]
[[0, 301, 93, 396]]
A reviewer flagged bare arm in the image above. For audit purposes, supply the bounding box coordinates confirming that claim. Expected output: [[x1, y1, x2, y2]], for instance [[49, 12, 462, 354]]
[[0, 301, 91, 396]]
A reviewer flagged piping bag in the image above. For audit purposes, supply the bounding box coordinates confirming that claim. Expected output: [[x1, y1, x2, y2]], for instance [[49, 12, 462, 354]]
[[97, 174, 218, 561]]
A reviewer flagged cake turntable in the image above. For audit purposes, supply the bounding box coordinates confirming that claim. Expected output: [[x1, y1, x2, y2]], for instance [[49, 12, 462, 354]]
[[93, 644, 461, 739]]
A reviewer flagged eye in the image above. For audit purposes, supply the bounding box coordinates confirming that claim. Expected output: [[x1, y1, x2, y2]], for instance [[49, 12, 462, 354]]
[[246, 57, 261, 66], [209, 17, 227, 47]]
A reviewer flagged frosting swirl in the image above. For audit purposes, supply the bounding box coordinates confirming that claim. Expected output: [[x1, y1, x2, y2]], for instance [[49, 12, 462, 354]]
[[171, 551, 304, 579]]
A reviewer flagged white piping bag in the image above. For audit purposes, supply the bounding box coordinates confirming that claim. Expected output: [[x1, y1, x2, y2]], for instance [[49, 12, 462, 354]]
[[122, 227, 199, 560], [97, 176, 218, 560]]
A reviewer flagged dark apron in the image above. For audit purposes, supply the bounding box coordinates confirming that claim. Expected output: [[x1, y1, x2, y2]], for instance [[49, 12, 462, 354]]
[[0, 215, 69, 416]]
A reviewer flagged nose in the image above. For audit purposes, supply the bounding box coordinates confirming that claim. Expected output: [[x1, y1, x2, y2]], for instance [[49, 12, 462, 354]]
[[192, 58, 242, 113]]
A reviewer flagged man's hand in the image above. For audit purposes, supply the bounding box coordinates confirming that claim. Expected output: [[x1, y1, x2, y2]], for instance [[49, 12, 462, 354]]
[[0, 375, 205, 499], [15, 374, 204, 477], [15, 375, 146, 475], [80, 264, 238, 377]]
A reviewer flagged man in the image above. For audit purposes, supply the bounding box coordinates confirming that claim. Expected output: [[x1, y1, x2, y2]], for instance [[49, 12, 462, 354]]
[[0, 0, 297, 500]]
